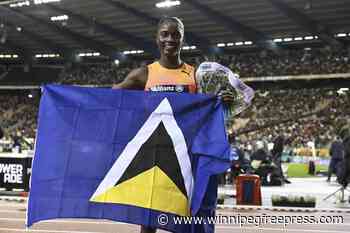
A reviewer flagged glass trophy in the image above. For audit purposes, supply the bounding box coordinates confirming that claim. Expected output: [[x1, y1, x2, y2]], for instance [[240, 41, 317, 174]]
[[196, 62, 254, 131]]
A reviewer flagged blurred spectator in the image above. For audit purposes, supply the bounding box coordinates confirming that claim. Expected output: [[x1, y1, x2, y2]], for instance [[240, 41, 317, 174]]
[[327, 136, 345, 182], [271, 135, 291, 184], [0, 125, 3, 139]]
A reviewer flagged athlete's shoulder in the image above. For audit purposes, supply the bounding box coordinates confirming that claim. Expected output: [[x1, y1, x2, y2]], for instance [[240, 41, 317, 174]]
[[147, 61, 161, 70], [180, 62, 195, 77], [183, 62, 195, 71], [130, 65, 148, 79]]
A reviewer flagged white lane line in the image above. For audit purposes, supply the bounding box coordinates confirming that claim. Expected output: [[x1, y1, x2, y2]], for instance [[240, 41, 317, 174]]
[[1, 207, 345, 216], [0, 218, 126, 225], [0, 205, 26, 209], [3, 203, 348, 214], [0, 204, 26, 206], [0, 210, 25, 213], [0, 228, 103, 233]]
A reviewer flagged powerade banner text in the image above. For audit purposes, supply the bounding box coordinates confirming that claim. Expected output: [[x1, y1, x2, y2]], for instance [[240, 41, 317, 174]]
[[0, 157, 31, 191]]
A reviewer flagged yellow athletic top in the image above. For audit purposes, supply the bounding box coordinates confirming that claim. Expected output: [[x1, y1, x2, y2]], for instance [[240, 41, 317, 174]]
[[145, 61, 197, 93]]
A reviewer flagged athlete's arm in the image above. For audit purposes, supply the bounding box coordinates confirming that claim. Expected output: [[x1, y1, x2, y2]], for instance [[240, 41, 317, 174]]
[[112, 66, 148, 90], [193, 67, 201, 94]]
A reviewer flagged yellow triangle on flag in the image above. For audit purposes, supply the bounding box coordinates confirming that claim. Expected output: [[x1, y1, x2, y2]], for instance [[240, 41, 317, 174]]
[[91, 166, 190, 216]]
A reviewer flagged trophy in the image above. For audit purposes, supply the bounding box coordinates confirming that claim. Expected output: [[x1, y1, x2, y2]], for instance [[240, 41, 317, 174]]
[[196, 62, 254, 131]]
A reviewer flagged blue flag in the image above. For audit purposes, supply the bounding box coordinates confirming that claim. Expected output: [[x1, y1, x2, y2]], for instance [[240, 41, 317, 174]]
[[27, 85, 230, 233]]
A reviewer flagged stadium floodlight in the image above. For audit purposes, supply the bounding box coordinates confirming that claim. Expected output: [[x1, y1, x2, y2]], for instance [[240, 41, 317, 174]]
[[0, 54, 14, 58], [51, 15, 69, 22], [217, 43, 226, 47], [336, 33, 347, 37], [35, 53, 60, 58], [273, 38, 282, 42], [337, 88, 349, 95], [78, 52, 100, 57], [156, 0, 181, 8], [0, 54, 17, 59], [122, 50, 144, 55], [34, 0, 61, 5], [294, 37, 303, 41], [9, 1, 30, 8]]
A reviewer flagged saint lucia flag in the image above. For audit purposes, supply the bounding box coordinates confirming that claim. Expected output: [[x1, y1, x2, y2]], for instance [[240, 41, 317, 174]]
[[27, 85, 231, 233]]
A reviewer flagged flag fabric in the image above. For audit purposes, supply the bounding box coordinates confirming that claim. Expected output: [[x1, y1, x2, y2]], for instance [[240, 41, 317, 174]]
[[27, 85, 231, 233]]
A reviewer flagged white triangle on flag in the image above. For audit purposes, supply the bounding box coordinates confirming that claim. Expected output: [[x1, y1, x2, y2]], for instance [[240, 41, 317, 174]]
[[90, 98, 194, 204]]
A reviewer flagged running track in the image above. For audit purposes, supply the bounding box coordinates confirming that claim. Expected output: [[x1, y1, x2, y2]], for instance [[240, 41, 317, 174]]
[[0, 200, 349, 233]]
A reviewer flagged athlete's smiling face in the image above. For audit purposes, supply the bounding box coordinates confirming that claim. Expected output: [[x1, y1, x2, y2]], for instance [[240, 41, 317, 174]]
[[157, 22, 184, 57]]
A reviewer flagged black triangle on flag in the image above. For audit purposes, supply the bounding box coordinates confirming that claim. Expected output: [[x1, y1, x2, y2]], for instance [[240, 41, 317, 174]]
[[115, 122, 187, 197]]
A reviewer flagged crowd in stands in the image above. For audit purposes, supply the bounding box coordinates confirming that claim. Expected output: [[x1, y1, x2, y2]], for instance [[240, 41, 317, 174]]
[[1, 47, 350, 153], [214, 47, 350, 77], [0, 87, 349, 153], [55, 47, 350, 85], [237, 88, 350, 153], [0, 94, 38, 151], [58, 62, 130, 85]]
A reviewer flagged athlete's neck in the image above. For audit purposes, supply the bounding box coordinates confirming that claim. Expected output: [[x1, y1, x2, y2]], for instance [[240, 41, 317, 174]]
[[159, 56, 183, 69]]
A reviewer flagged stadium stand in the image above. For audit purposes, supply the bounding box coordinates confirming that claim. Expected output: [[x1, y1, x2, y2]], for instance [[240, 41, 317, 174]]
[[1, 45, 350, 151], [0, 85, 348, 153], [1, 47, 349, 86]]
